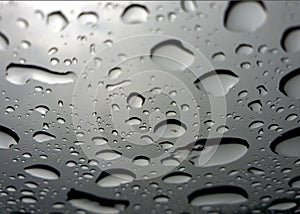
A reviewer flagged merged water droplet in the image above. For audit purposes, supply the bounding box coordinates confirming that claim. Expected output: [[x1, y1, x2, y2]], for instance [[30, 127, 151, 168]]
[[281, 26, 300, 53], [154, 119, 187, 139], [188, 186, 248, 206], [150, 39, 195, 72], [24, 164, 60, 180], [194, 69, 239, 96], [0, 125, 19, 149], [224, 1, 267, 33], [121, 4, 149, 24], [5, 63, 76, 85], [279, 67, 300, 99]]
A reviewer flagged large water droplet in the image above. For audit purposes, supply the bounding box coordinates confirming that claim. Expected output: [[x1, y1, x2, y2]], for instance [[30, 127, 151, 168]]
[[47, 11, 69, 32], [33, 131, 56, 143], [0, 31, 9, 50], [188, 186, 248, 206], [281, 26, 300, 53], [121, 4, 149, 24], [127, 92, 145, 108], [6, 63, 76, 85], [24, 164, 60, 180], [162, 172, 192, 184], [190, 138, 249, 167], [194, 69, 239, 96], [96, 169, 135, 187], [181, 0, 197, 12], [151, 39, 195, 72], [0, 125, 19, 149], [270, 127, 300, 157], [268, 200, 297, 211], [154, 119, 186, 139], [224, 1, 267, 33], [279, 67, 300, 99], [67, 189, 129, 214]]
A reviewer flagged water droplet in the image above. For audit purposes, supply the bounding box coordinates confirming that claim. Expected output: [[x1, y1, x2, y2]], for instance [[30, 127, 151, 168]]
[[194, 69, 239, 96], [281, 26, 300, 53], [67, 189, 129, 214], [224, 1, 267, 33], [96, 149, 122, 161], [0, 125, 19, 149], [125, 117, 142, 126], [96, 169, 135, 187], [154, 119, 187, 139], [188, 186, 248, 206], [24, 164, 60, 180], [127, 92, 145, 108], [132, 156, 150, 166], [279, 67, 300, 99], [268, 200, 296, 211], [162, 172, 192, 184], [6, 63, 76, 85], [47, 11, 68, 32], [121, 4, 149, 24], [0, 31, 9, 50], [33, 131, 56, 143], [35, 105, 50, 115], [151, 39, 195, 72], [181, 0, 197, 12], [191, 138, 249, 167], [108, 67, 122, 80], [92, 137, 108, 146], [78, 12, 98, 25], [271, 127, 300, 157], [236, 44, 254, 55]]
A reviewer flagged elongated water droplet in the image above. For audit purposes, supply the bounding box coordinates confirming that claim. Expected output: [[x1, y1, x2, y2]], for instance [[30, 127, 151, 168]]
[[24, 164, 60, 180], [96, 169, 135, 187], [0, 31, 9, 50], [154, 119, 186, 139], [0, 125, 19, 149]]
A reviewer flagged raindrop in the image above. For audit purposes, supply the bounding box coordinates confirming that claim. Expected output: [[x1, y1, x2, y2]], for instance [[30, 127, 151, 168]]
[[132, 156, 150, 166], [181, 0, 197, 12], [268, 200, 296, 211], [127, 92, 145, 108], [78, 12, 98, 25], [96, 149, 122, 161], [0, 31, 9, 50], [92, 137, 108, 146], [108, 67, 122, 80]]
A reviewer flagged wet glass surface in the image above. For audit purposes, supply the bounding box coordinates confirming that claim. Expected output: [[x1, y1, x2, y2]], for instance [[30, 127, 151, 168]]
[[0, 1, 300, 213]]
